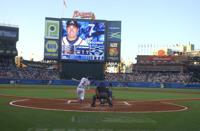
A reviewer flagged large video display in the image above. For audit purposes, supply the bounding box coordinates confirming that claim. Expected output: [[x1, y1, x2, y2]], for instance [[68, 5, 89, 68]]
[[60, 19, 105, 62], [0, 26, 19, 41]]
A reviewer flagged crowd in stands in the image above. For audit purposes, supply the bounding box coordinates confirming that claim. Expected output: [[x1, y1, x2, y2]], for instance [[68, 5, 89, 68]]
[[0, 57, 15, 69], [0, 67, 60, 80], [0, 56, 60, 80], [17, 68, 60, 80], [0, 57, 193, 83], [0, 67, 192, 83], [105, 72, 192, 83], [0, 69, 18, 79]]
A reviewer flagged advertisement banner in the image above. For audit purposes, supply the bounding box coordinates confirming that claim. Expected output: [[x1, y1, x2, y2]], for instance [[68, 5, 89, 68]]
[[44, 39, 59, 59], [107, 21, 121, 42], [107, 42, 120, 62], [106, 21, 121, 62], [45, 19, 60, 39]]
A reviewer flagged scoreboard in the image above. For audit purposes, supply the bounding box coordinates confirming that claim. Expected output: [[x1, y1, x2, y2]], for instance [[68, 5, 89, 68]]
[[44, 17, 121, 62]]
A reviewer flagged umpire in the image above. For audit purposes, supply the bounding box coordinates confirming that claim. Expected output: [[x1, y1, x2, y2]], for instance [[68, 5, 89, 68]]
[[91, 82, 113, 107]]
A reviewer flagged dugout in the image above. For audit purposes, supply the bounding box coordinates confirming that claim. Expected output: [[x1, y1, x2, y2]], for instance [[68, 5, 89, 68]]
[[60, 62, 105, 80]]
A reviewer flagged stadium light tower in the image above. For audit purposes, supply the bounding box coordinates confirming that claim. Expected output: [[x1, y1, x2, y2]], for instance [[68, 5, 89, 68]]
[[62, 0, 67, 18]]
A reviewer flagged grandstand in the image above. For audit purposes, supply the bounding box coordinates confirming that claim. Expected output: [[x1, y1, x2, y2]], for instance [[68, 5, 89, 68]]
[[0, 25, 60, 81], [0, 23, 200, 86]]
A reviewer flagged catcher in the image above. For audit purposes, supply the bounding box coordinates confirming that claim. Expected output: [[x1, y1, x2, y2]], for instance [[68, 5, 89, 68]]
[[91, 82, 113, 107]]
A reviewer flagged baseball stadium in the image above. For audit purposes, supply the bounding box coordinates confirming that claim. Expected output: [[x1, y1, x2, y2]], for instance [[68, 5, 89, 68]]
[[1, 2, 200, 131]]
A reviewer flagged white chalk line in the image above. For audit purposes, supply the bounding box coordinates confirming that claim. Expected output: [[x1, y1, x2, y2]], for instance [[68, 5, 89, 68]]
[[161, 102, 188, 112], [9, 99, 189, 113], [9, 99, 118, 113]]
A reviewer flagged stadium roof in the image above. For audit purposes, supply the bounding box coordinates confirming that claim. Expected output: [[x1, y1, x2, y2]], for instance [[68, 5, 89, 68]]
[[0, 23, 18, 28]]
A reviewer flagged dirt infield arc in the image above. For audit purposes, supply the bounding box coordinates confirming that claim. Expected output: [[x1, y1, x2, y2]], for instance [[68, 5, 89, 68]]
[[9, 98, 190, 113]]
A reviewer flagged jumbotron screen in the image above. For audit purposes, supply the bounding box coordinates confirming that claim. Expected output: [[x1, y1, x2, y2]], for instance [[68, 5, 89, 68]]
[[60, 19, 106, 62]]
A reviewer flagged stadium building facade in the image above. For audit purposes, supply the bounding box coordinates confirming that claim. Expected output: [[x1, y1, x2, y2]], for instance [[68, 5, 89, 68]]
[[134, 55, 188, 72], [0, 25, 19, 67]]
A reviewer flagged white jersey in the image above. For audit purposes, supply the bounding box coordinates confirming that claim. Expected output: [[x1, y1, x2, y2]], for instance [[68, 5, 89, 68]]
[[77, 77, 90, 101], [62, 37, 88, 55], [78, 77, 90, 89]]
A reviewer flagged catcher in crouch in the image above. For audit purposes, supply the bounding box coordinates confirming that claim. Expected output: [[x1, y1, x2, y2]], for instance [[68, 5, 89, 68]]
[[91, 82, 113, 107]]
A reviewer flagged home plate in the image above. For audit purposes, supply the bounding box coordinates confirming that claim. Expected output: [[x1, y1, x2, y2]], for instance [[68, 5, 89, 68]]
[[67, 100, 71, 104], [123, 101, 131, 106]]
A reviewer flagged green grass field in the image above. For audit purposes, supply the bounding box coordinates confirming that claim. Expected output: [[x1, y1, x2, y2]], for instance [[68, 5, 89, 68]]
[[1, 84, 200, 131]]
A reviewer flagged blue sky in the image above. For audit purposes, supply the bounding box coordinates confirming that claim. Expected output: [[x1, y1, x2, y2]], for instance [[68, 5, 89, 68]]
[[1, 0, 200, 63]]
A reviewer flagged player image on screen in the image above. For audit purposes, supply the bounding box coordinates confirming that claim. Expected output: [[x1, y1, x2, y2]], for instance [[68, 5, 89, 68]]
[[62, 20, 89, 55], [61, 19, 105, 62]]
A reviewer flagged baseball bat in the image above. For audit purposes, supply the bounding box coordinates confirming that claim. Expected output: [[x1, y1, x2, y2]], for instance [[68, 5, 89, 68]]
[[72, 78, 79, 82]]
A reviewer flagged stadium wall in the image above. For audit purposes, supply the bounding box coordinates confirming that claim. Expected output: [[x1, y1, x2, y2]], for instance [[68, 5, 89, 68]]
[[60, 62, 105, 80], [1, 78, 200, 89]]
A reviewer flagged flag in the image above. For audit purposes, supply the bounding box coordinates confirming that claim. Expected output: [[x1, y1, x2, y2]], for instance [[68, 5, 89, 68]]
[[63, 0, 67, 8]]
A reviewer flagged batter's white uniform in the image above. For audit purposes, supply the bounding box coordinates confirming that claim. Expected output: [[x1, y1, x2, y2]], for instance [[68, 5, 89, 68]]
[[77, 77, 90, 101]]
